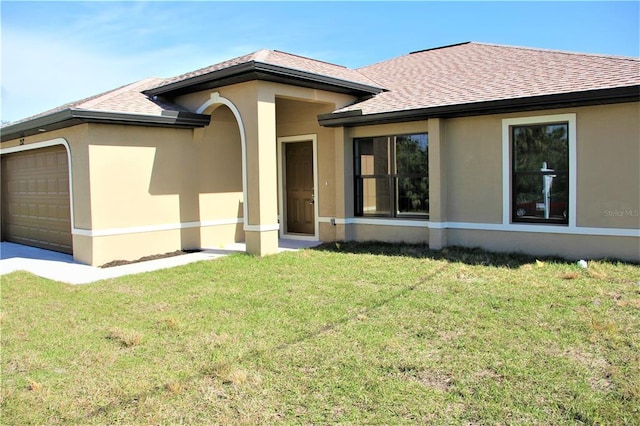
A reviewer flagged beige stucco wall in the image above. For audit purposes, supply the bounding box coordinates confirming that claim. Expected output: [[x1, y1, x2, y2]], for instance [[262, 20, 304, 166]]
[[82, 107, 245, 265], [440, 102, 639, 261], [70, 81, 353, 263], [195, 105, 245, 223], [330, 104, 638, 261], [348, 223, 429, 244], [573, 102, 639, 229], [443, 115, 503, 223], [175, 80, 356, 117], [447, 229, 639, 262], [86, 125, 187, 229], [175, 80, 274, 231], [86, 120, 243, 231], [443, 102, 640, 228], [336, 104, 640, 231], [348, 121, 429, 139]]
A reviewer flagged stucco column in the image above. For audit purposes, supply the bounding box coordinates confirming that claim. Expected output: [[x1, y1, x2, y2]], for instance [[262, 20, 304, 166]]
[[428, 118, 448, 249], [334, 127, 352, 241], [243, 87, 279, 256]]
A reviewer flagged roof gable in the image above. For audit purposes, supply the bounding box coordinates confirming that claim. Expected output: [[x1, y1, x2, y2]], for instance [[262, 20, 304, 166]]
[[144, 49, 384, 97]]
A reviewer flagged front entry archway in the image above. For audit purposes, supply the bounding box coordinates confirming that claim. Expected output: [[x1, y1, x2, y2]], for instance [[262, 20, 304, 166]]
[[196, 92, 249, 229]]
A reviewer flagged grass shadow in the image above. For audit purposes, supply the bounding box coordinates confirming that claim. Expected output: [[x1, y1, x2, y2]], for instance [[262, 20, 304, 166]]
[[312, 241, 579, 269]]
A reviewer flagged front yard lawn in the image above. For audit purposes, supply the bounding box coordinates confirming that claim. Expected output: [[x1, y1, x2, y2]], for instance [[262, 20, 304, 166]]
[[1, 243, 639, 424]]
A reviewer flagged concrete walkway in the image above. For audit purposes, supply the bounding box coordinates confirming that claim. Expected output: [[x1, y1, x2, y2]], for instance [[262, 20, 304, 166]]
[[0, 240, 321, 285]]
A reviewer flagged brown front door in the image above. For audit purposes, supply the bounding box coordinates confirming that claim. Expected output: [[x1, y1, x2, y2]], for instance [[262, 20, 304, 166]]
[[1, 146, 73, 254], [285, 141, 314, 234]]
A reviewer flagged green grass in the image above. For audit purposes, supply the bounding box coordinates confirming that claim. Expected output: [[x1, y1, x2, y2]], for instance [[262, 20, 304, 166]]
[[1, 243, 639, 424]]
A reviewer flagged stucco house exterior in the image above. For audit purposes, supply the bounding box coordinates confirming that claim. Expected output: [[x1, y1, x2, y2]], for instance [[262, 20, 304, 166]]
[[1, 42, 639, 265]]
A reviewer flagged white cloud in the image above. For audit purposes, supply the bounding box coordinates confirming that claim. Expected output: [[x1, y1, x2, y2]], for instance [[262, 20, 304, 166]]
[[11, 41, 261, 123], [0, 24, 238, 122], [2, 29, 123, 121], [0, 2, 261, 123]]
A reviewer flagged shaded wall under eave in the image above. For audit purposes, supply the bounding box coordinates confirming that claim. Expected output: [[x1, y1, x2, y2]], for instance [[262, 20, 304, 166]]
[[275, 97, 340, 241]]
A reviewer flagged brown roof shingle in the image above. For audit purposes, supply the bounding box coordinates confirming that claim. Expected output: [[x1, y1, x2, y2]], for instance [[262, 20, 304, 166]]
[[7, 77, 188, 127], [147, 49, 382, 92], [4, 42, 638, 132], [337, 42, 640, 115]]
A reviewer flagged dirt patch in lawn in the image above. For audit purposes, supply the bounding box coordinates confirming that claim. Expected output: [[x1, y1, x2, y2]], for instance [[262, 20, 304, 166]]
[[100, 250, 201, 268]]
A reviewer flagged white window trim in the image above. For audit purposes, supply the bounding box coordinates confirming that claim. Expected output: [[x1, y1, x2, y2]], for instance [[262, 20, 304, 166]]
[[502, 113, 577, 230]]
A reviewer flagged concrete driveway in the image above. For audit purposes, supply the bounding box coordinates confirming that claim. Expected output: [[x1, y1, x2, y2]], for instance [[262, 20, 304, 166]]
[[0, 240, 320, 284]]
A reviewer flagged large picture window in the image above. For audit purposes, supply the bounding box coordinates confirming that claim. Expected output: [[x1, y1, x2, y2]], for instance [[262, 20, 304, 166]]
[[511, 122, 569, 224], [354, 134, 428, 218]]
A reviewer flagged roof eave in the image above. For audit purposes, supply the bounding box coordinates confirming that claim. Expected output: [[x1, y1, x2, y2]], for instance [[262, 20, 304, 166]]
[[1, 109, 211, 142], [255, 62, 385, 95], [318, 86, 640, 127], [143, 61, 385, 98]]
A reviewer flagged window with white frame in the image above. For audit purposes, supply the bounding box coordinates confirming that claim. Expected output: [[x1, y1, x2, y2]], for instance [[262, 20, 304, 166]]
[[504, 114, 576, 226]]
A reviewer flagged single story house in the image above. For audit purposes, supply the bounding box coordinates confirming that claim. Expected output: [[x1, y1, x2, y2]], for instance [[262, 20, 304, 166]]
[[1, 42, 639, 265]]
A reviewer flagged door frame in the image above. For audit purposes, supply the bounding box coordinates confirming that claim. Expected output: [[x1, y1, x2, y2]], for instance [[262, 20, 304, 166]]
[[277, 134, 319, 241]]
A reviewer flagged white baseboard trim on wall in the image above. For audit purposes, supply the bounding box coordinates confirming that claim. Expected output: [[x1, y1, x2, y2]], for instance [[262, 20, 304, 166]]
[[73, 217, 638, 239], [73, 218, 243, 237], [318, 217, 429, 228], [429, 221, 639, 238], [318, 217, 639, 238], [244, 223, 280, 232]]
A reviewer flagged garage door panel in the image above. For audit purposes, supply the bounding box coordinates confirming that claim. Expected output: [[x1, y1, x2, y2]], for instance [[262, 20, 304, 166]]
[[2, 146, 72, 254]]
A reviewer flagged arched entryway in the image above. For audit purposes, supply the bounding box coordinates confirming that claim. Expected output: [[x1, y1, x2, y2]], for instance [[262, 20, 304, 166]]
[[196, 90, 281, 257], [196, 100, 245, 247]]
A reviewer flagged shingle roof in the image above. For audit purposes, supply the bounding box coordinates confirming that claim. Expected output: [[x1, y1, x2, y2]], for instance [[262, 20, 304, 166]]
[[146, 49, 382, 93], [337, 42, 640, 115], [0, 78, 210, 142], [6, 77, 187, 127], [4, 42, 638, 134]]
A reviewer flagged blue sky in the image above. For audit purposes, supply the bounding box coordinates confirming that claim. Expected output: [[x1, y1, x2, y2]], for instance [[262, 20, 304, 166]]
[[1, 1, 638, 123]]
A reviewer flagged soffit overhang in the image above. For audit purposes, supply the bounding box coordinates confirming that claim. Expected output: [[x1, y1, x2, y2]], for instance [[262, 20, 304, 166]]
[[1, 109, 210, 142]]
